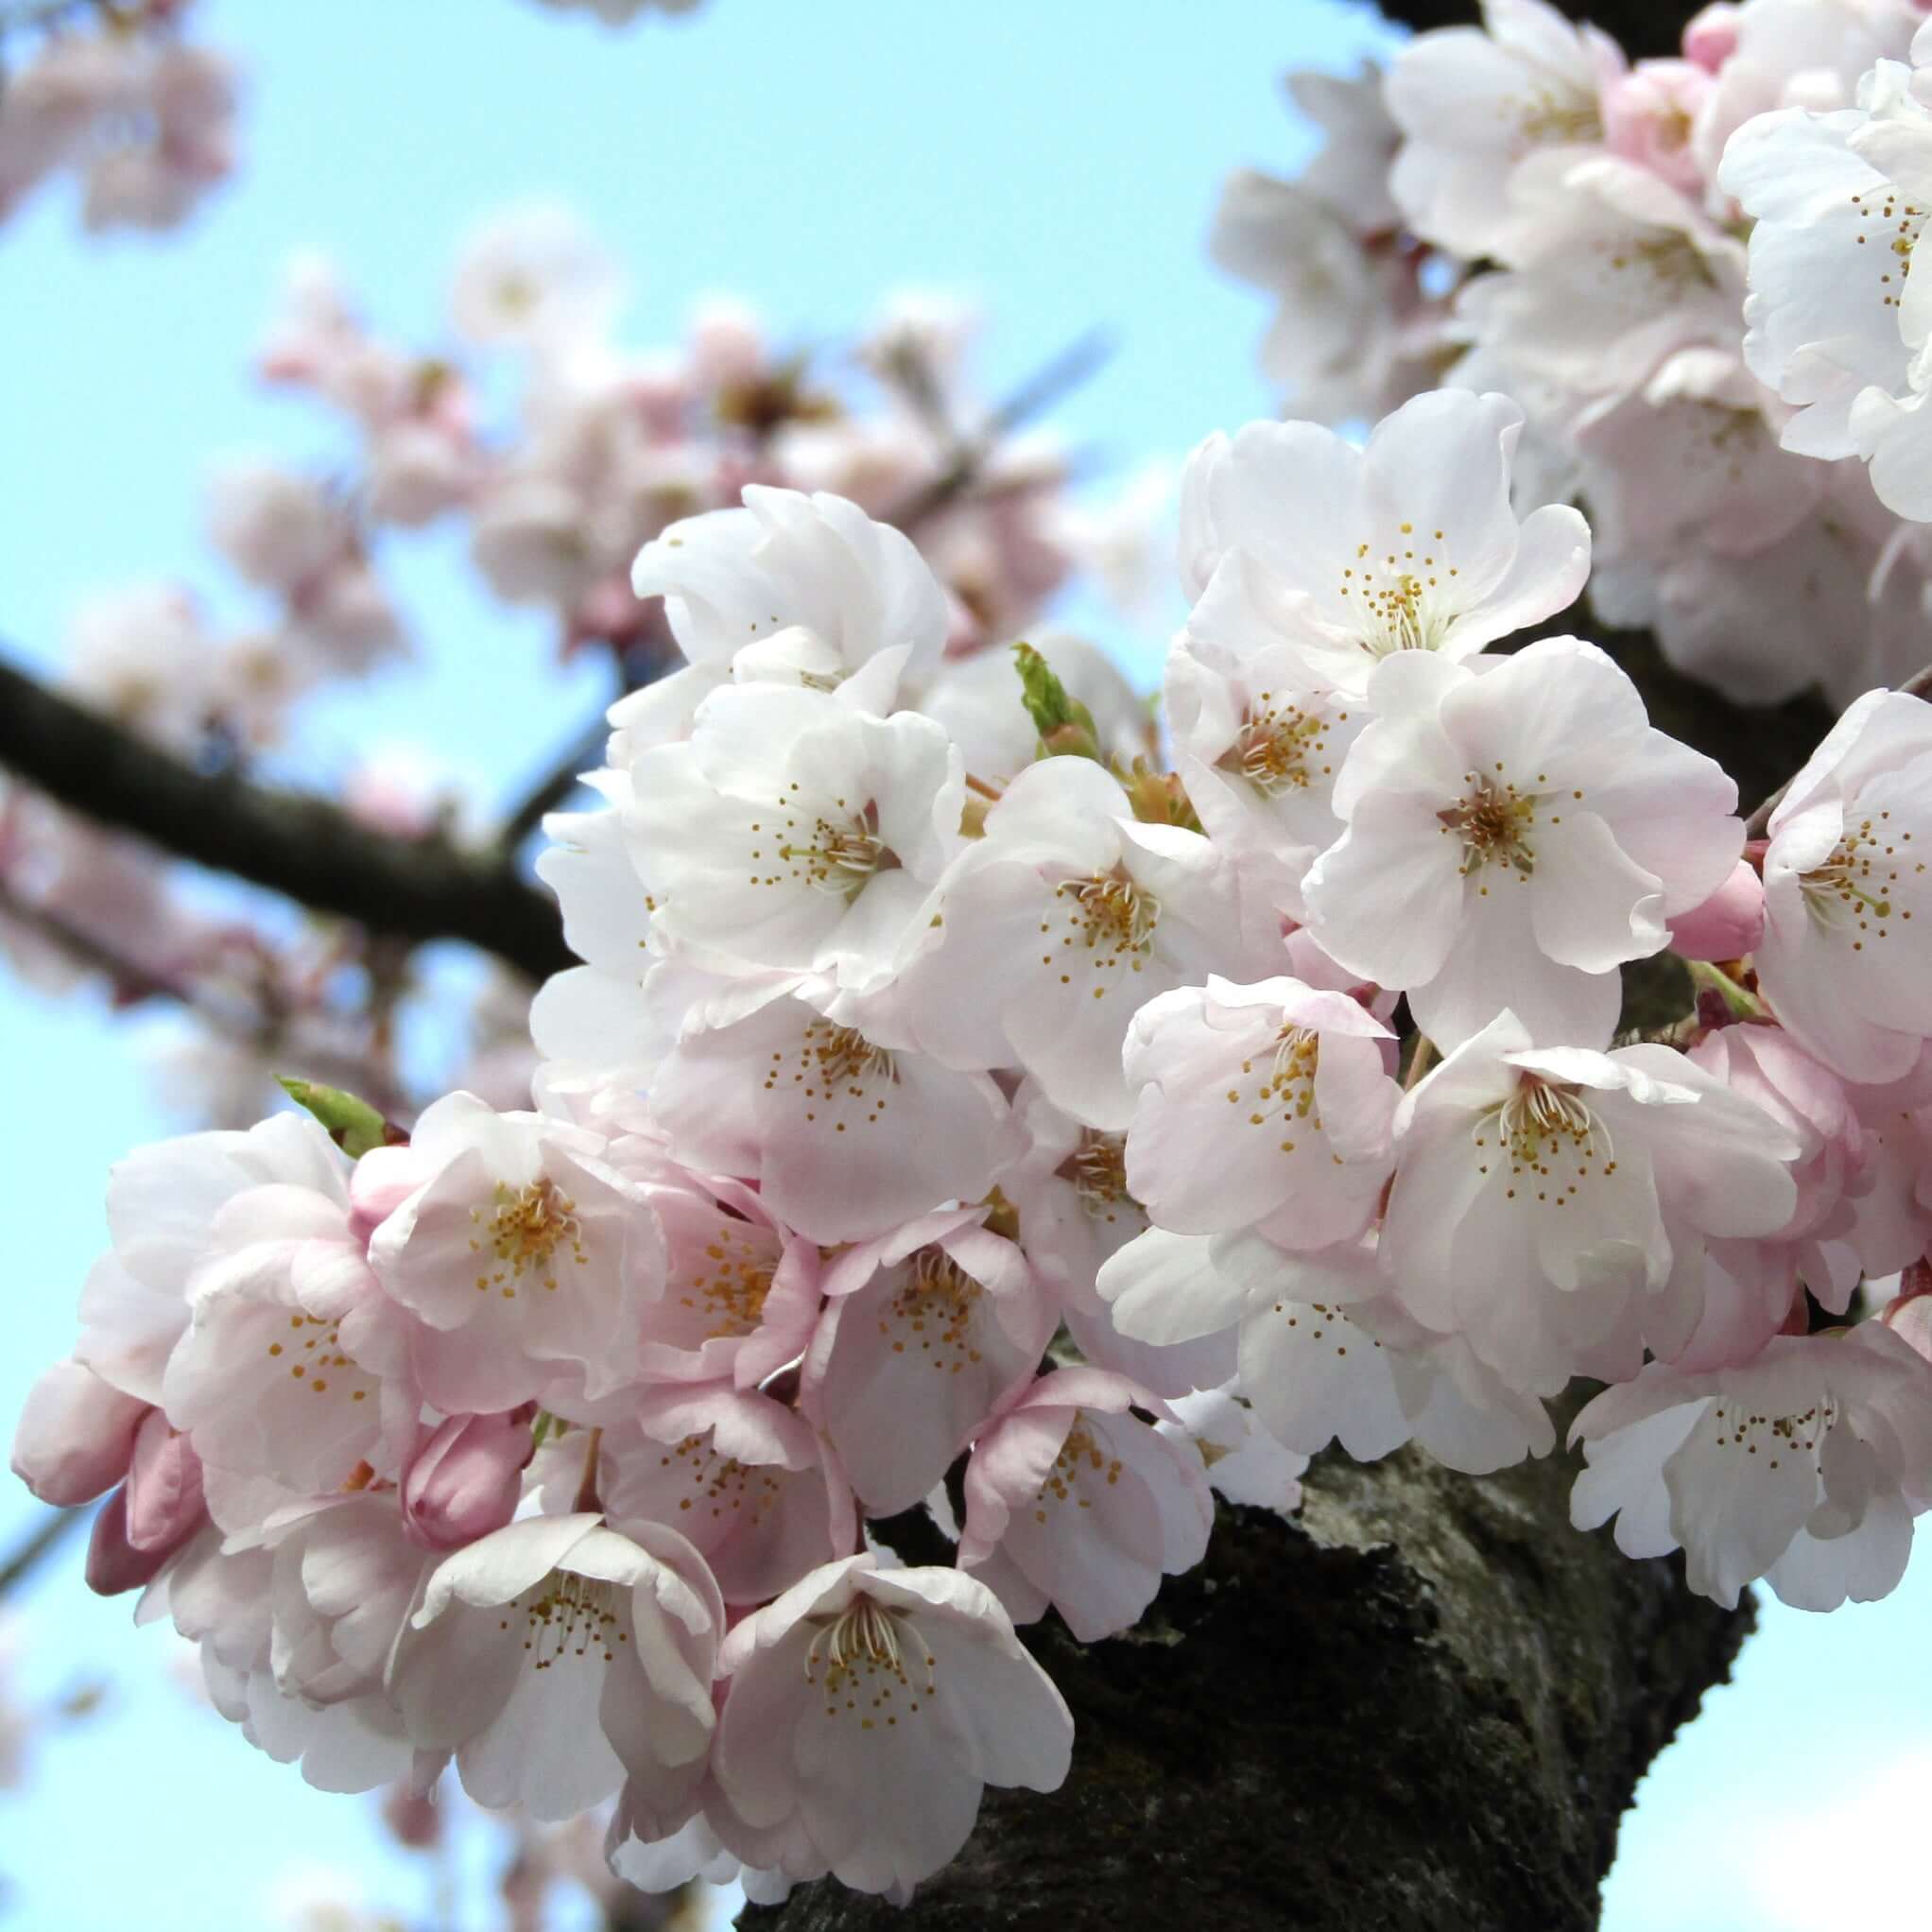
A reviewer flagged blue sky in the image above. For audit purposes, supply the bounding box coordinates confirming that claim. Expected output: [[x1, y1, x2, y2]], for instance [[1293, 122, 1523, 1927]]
[[1, 2, 1925, 1926]]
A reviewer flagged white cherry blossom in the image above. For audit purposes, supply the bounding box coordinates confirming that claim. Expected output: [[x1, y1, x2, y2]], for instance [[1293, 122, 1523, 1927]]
[[630, 486, 949, 717], [1381, 1013, 1802, 1394], [1386, 0, 1623, 258], [895, 754, 1257, 1130], [388, 1512, 720, 1822], [1302, 638, 1742, 1049], [1121, 974, 1399, 1252], [1755, 685, 1932, 1079], [1572, 1321, 1932, 1608], [625, 681, 962, 999], [1176, 390, 1591, 699]]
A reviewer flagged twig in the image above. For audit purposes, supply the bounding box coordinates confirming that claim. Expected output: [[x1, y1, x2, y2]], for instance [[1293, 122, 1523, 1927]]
[[0, 1505, 85, 1599], [886, 328, 1116, 535], [498, 717, 611, 851], [0, 654, 572, 984]]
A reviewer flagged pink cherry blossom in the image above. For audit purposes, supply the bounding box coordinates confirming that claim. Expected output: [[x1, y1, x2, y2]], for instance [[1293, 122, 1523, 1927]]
[[10, 1358, 147, 1506], [999, 1083, 1235, 1398], [957, 1368, 1213, 1641], [712, 1556, 1073, 1901], [805, 1214, 1055, 1515], [388, 1512, 720, 1822], [359, 1093, 667, 1414], [647, 992, 1016, 1245], [591, 1385, 855, 1605], [402, 1410, 535, 1552]]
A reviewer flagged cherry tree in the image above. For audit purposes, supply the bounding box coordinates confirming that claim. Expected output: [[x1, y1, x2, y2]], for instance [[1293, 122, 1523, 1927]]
[[11, 0, 1932, 1927]]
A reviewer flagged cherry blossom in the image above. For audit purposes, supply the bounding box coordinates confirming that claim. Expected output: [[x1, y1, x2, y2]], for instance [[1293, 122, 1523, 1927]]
[[957, 1368, 1213, 1641], [1380, 1012, 1802, 1393], [1302, 638, 1742, 1048], [388, 1512, 720, 1821], [712, 1556, 1073, 1901], [1120, 974, 1399, 1251], [1571, 1321, 1932, 1607], [805, 1214, 1054, 1514], [590, 1386, 855, 1605], [646, 992, 1016, 1245], [630, 486, 949, 720], [1754, 685, 1932, 1079], [1385, 0, 1623, 258], [1176, 390, 1591, 698], [895, 753, 1256, 1130], [357, 1093, 667, 1415], [624, 681, 963, 999]]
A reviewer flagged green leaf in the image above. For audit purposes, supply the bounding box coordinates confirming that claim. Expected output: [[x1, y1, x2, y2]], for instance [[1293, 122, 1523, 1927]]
[[1012, 642, 1099, 759], [277, 1077, 392, 1159]]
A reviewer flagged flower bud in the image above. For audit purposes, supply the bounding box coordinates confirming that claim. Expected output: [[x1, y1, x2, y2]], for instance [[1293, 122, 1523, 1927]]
[[401, 1409, 534, 1551], [1667, 858, 1765, 961], [123, 1408, 206, 1555], [9, 1360, 147, 1507]]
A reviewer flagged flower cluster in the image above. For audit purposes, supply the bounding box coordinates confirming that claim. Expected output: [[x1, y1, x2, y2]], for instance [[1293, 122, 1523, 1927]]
[[0, 1, 235, 233], [21, 384, 1932, 1904], [2, 204, 1148, 1131], [1213, 0, 1932, 709]]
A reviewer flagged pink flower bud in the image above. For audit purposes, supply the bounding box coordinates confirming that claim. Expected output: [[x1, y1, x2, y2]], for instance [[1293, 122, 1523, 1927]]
[[380, 1782, 444, 1851], [122, 1409, 206, 1555], [1681, 2, 1740, 71], [9, 1360, 147, 1506], [84, 1488, 173, 1597], [1601, 60, 1714, 197], [1667, 858, 1766, 960], [401, 1409, 534, 1551]]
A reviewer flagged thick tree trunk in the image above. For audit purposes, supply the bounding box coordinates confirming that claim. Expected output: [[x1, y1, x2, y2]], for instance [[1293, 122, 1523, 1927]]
[[743, 1429, 1750, 1932]]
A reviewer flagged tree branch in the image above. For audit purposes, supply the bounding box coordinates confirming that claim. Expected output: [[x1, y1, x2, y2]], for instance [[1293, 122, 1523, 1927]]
[[1371, 0, 1687, 60], [0, 1505, 85, 1600], [0, 655, 572, 984], [744, 1419, 1750, 1932], [886, 329, 1116, 535]]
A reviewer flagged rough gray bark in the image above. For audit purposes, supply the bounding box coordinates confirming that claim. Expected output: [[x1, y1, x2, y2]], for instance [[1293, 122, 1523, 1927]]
[[751, 1433, 1751, 1932]]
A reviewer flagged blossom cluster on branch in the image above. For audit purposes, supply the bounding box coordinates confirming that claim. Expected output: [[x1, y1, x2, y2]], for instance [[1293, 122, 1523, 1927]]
[[1214, 0, 1932, 707], [0, 0, 234, 232], [0, 202, 1144, 1131], [19, 362, 1932, 1906]]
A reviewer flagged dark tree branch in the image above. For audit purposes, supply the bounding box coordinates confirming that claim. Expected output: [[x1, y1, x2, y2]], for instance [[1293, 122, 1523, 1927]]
[[744, 1420, 1750, 1932], [500, 717, 612, 852], [1371, 0, 1687, 60], [0, 1505, 85, 1599], [0, 655, 572, 984], [886, 329, 1116, 535]]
